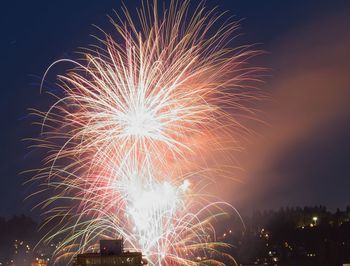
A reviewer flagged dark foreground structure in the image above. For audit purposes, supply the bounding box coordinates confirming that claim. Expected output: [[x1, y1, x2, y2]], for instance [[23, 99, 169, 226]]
[[74, 239, 147, 266]]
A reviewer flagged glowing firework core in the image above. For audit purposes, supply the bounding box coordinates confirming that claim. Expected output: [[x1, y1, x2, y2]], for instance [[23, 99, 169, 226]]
[[122, 107, 162, 139], [128, 181, 184, 236]]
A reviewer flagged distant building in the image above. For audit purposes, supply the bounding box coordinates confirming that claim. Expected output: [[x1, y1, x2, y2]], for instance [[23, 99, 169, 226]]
[[74, 239, 147, 266]]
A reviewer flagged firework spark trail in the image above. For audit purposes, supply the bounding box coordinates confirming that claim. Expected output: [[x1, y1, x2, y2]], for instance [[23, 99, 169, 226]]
[[29, 0, 259, 265]]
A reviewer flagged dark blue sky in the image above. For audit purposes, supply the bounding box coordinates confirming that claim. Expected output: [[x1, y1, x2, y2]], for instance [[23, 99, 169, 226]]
[[1, 0, 350, 217]]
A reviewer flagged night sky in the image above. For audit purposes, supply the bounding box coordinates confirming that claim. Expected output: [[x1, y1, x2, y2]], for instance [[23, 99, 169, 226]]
[[1, 0, 350, 218]]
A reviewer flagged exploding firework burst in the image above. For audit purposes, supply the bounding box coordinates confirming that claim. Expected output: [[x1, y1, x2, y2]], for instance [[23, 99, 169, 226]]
[[28, 0, 260, 265]]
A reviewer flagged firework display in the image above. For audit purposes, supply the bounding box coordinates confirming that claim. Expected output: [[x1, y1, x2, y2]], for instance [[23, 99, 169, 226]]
[[30, 1, 258, 265]]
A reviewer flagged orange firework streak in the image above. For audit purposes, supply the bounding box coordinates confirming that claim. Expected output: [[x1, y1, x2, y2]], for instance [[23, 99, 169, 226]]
[[29, 1, 259, 265]]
